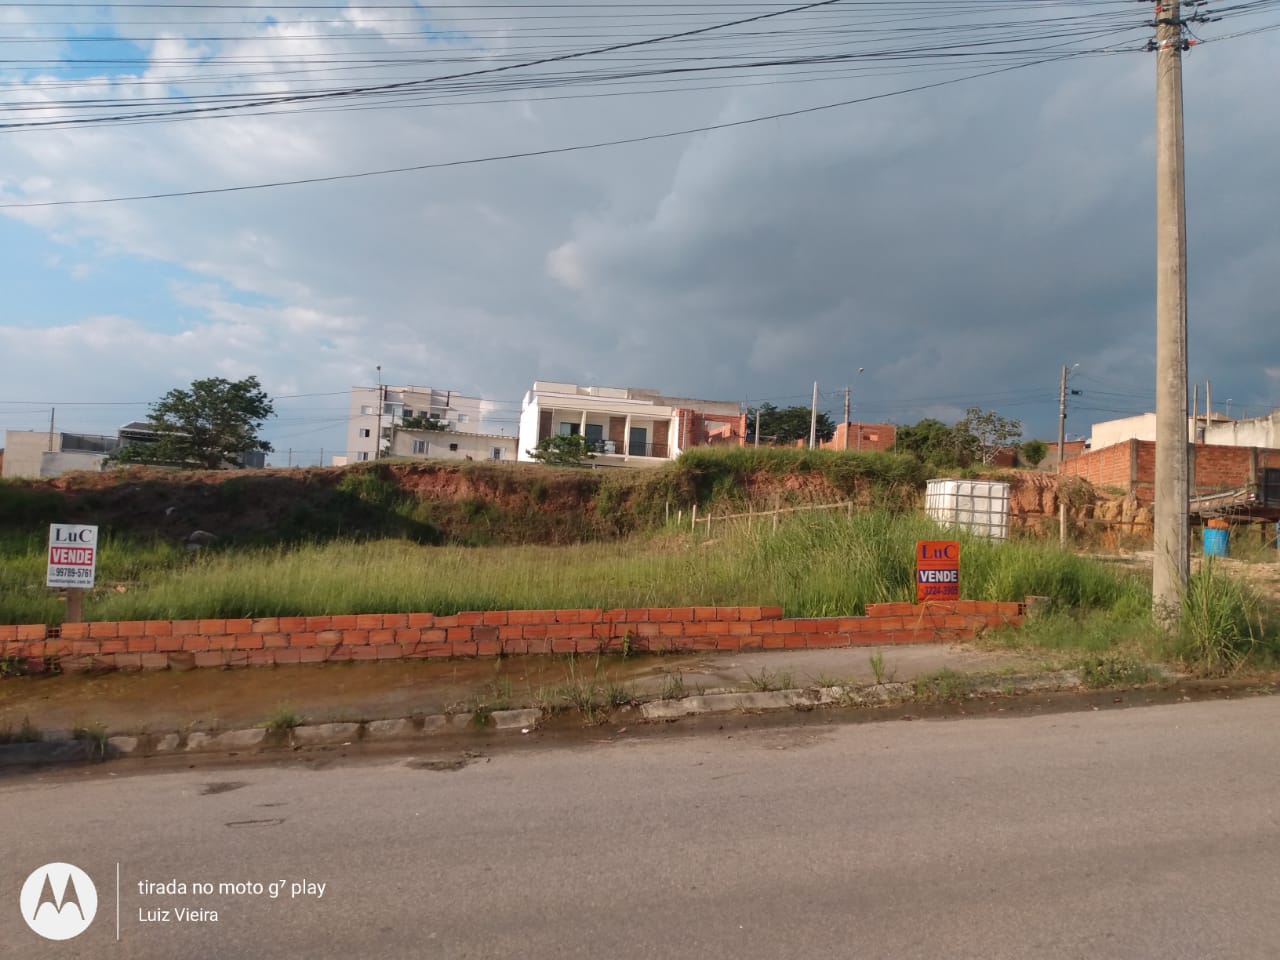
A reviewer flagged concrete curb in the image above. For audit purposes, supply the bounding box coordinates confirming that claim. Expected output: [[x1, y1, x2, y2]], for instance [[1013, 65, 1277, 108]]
[[0, 667, 1180, 769], [637, 673, 1089, 720]]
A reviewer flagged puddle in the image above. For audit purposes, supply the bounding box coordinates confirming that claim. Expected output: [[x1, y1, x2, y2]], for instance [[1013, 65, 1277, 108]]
[[199, 780, 249, 796], [0, 654, 694, 734], [405, 752, 485, 772]]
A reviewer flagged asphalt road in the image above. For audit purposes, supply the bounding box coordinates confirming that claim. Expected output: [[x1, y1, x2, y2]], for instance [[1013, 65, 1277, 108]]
[[4, 697, 1280, 959]]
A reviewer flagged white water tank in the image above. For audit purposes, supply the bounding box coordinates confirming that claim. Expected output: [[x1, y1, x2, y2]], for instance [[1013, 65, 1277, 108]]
[[925, 479, 1010, 540]]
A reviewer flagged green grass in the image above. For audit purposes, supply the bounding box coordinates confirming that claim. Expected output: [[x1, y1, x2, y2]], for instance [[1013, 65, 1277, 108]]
[[0, 716, 41, 744], [1076, 654, 1160, 688], [0, 510, 1152, 624], [264, 706, 301, 732], [913, 668, 974, 701], [1174, 561, 1275, 676]]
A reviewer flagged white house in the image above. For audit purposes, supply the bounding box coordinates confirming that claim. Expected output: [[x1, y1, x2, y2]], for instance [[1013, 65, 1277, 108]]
[[390, 430, 517, 462], [342, 385, 486, 464], [1089, 409, 1274, 450], [517, 381, 743, 466]]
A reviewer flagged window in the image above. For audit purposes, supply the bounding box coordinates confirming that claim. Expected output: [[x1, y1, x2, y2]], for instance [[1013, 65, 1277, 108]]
[[412, 440, 427, 455], [403, 408, 414, 418], [359, 428, 371, 438], [383, 403, 398, 416], [559, 422, 580, 436], [360, 405, 374, 415], [1263, 468, 1280, 508], [449, 443, 459, 452], [490, 447, 503, 461], [456, 413, 469, 424], [357, 452, 370, 462]]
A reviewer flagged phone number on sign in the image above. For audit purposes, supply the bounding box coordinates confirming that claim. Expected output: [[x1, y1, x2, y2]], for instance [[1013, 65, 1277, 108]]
[[51, 567, 94, 579]]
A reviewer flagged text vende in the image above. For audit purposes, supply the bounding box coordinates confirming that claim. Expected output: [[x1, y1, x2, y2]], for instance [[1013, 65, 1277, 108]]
[[49, 546, 94, 566], [916, 569, 958, 584]]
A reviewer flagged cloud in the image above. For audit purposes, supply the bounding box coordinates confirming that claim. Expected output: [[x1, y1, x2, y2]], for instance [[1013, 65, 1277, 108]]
[[1, 4, 1278, 465]]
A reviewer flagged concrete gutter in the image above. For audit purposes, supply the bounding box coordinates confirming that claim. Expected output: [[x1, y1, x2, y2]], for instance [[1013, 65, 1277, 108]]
[[0, 669, 1129, 769]]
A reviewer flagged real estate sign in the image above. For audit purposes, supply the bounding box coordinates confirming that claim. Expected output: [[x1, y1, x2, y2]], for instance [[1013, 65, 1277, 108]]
[[915, 540, 959, 603], [47, 524, 98, 589]]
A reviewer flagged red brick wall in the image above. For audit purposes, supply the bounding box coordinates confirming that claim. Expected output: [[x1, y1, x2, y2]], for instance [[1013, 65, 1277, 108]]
[[0, 601, 1025, 674], [1193, 446, 1252, 493], [1062, 440, 1135, 493], [821, 423, 897, 453], [1065, 440, 1280, 504]]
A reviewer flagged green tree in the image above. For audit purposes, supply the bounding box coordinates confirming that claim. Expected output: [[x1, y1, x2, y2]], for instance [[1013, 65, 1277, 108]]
[[895, 418, 975, 467], [956, 407, 1023, 465], [400, 414, 450, 431], [1020, 439, 1048, 468], [747, 403, 835, 445], [527, 434, 595, 466], [111, 376, 275, 469]]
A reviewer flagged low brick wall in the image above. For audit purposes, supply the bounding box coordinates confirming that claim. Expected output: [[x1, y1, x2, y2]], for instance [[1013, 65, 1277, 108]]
[[0, 601, 1025, 674]]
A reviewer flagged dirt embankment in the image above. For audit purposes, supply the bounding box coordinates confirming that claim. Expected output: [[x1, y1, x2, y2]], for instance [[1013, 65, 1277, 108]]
[[1007, 471, 1150, 542], [0, 458, 1124, 547]]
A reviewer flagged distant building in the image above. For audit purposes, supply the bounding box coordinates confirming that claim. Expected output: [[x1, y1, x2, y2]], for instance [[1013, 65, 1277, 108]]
[[1064, 437, 1280, 514], [821, 422, 897, 453], [390, 429, 517, 463], [115, 421, 266, 469], [342, 385, 486, 464], [517, 381, 744, 466], [1088, 410, 1277, 450], [1, 430, 120, 479]]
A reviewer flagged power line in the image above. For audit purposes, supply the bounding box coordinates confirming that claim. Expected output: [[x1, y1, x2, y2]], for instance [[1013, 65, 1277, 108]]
[[0, 55, 1111, 209]]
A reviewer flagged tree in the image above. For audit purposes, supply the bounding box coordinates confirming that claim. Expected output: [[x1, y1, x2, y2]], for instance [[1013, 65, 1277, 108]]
[[746, 403, 835, 445], [895, 418, 975, 467], [956, 407, 1023, 465], [111, 376, 275, 469], [527, 434, 594, 466], [400, 414, 449, 431], [1020, 439, 1048, 468]]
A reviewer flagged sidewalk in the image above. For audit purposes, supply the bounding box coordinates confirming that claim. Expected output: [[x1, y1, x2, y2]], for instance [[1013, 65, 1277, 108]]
[[0, 643, 1034, 739]]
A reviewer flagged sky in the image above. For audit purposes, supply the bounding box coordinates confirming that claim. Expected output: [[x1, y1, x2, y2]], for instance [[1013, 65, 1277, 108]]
[[1, 0, 1277, 466]]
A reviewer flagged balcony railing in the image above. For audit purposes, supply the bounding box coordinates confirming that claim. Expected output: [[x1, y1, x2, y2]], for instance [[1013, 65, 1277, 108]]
[[583, 439, 670, 458]]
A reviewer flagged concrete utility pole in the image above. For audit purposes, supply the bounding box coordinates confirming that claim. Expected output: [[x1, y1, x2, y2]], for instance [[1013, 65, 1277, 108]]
[[1152, 1, 1191, 624], [809, 382, 819, 450], [1057, 365, 1068, 474], [374, 365, 384, 461], [843, 386, 850, 451], [753, 409, 761, 446]]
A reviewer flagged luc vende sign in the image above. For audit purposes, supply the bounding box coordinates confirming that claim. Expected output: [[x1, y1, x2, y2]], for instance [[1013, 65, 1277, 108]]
[[915, 540, 959, 602], [47, 524, 98, 589]]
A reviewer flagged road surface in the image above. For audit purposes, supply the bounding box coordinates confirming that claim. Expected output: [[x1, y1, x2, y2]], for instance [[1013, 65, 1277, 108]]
[[4, 697, 1280, 958]]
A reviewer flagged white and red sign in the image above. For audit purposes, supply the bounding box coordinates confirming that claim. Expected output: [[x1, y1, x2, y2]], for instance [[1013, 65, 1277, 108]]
[[47, 524, 98, 589]]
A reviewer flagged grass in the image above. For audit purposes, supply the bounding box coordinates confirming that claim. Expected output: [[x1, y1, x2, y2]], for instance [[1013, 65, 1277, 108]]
[[659, 672, 687, 701], [604, 681, 635, 708], [0, 715, 40, 744], [912, 669, 974, 702], [0, 510, 1153, 625], [1076, 654, 1160, 688], [265, 706, 301, 732], [1175, 561, 1273, 676], [4, 499, 1275, 679], [73, 722, 109, 760], [869, 652, 887, 684], [745, 668, 794, 692]]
